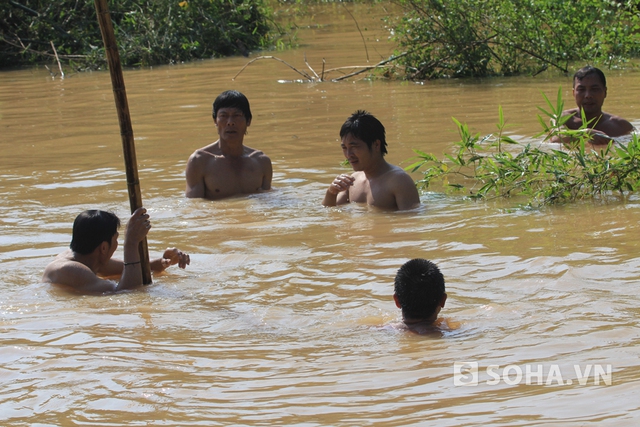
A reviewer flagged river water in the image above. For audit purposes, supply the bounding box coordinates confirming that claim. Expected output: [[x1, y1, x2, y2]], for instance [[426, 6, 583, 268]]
[[2, 3, 640, 426]]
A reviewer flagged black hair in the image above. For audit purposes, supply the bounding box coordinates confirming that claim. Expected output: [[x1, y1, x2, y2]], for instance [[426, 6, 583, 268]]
[[339, 110, 388, 156], [213, 90, 252, 122], [573, 65, 606, 88], [394, 259, 445, 320], [70, 210, 120, 255]]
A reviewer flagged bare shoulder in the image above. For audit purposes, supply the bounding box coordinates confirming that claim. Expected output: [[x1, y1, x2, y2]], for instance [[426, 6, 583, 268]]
[[42, 253, 116, 293], [387, 164, 416, 185], [245, 145, 270, 159], [43, 257, 85, 284], [604, 112, 635, 135], [186, 143, 224, 175], [386, 164, 420, 210], [189, 142, 222, 160], [351, 170, 366, 182]]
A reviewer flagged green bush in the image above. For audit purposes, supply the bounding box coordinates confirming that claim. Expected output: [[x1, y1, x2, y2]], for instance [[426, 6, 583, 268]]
[[0, 0, 277, 69], [389, 0, 640, 79], [406, 90, 640, 207]]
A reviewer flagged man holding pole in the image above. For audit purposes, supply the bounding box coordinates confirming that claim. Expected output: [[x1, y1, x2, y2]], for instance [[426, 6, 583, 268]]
[[185, 90, 273, 200], [43, 208, 190, 294]]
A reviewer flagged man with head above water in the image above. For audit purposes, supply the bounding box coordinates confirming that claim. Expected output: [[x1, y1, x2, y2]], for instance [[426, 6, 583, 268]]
[[393, 258, 448, 334], [185, 90, 273, 200], [322, 110, 420, 211], [552, 65, 634, 145], [42, 208, 190, 294]]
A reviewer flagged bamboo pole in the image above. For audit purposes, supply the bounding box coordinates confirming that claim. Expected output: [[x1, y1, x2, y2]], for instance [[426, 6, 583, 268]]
[[94, 0, 152, 285]]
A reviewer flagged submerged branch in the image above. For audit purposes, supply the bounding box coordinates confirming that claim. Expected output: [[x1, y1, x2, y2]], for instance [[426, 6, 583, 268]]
[[232, 55, 314, 81], [233, 52, 410, 82]]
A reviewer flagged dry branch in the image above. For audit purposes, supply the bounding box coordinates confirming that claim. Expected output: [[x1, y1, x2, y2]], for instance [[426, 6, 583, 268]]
[[50, 41, 65, 79], [233, 52, 409, 82], [232, 55, 314, 81]]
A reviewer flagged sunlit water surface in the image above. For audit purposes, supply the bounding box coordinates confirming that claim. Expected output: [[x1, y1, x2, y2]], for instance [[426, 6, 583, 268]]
[[1, 3, 640, 426]]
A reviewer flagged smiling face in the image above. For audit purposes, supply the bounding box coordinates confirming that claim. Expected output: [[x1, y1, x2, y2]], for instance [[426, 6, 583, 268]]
[[573, 74, 607, 117], [215, 107, 251, 143], [341, 133, 380, 172]]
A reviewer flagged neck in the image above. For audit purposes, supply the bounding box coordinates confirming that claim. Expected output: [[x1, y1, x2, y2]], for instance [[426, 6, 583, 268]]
[[581, 109, 603, 123], [403, 313, 438, 326], [362, 157, 391, 179], [71, 251, 101, 273], [218, 138, 245, 157]]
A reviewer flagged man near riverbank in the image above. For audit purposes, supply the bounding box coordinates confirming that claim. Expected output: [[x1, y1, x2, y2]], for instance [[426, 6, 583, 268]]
[[42, 208, 190, 294], [322, 110, 420, 211], [552, 66, 634, 145], [185, 90, 272, 200]]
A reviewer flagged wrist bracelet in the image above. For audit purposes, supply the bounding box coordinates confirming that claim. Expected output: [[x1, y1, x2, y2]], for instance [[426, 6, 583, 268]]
[[124, 261, 141, 266]]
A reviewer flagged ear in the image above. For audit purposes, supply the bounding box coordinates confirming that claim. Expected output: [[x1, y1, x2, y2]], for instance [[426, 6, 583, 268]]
[[393, 293, 402, 308], [96, 241, 110, 259], [440, 293, 447, 308], [374, 139, 380, 151], [246, 117, 252, 127]]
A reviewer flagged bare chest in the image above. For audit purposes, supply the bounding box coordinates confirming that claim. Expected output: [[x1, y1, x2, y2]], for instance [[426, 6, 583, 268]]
[[348, 175, 397, 210], [203, 156, 264, 199]]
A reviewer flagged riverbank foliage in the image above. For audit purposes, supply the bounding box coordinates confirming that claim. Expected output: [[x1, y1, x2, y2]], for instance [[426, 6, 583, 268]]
[[407, 90, 640, 207], [390, 0, 640, 79], [1, 0, 276, 70]]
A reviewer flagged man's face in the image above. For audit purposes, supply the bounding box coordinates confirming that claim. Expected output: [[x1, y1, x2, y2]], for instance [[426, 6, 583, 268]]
[[215, 107, 250, 142], [341, 133, 378, 171], [573, 74, 607, 116], [107, 232, 118, 259]]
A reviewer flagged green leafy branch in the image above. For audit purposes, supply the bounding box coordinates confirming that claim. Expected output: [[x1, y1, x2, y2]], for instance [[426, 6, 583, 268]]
[[406, 89, 640, 207]]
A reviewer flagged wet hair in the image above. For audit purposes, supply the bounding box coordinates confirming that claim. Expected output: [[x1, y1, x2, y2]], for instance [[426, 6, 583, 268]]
[[70, 210, 120, 255], [213, 90, 252, 122], [394, 259, 445, 320], [573, 65, 606, 88], [339, 110, 388, 156]]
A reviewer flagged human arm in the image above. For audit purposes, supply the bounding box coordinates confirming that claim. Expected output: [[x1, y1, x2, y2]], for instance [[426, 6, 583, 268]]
[[550, 111, 634, 145], [43, 259, 120, 294], [392, 172, 421, 211], [259, 154, 273, 190], [150, 248, 191, 272], [103, 207, 151, 291], [185, 152, 206, 198], [551, 127, 617, 146], [322, 174, 354, 207], [102, 247, 190, 276]]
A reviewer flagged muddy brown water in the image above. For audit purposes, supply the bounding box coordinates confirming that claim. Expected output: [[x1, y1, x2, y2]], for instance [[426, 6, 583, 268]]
[[1, 3, 640, 425]]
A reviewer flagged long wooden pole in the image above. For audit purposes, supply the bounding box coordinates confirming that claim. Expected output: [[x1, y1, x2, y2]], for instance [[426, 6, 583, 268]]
[[94, 0, 152, 285]]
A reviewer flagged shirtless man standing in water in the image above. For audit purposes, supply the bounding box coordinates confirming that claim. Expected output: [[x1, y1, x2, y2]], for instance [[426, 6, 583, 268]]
[[552, 66, 634, 145], [323, 110, 420, 211], [185, 90, 272, 200]]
